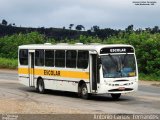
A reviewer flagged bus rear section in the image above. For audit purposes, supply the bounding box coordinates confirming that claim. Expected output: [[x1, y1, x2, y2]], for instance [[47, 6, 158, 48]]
[[18, 44, 138, 100]]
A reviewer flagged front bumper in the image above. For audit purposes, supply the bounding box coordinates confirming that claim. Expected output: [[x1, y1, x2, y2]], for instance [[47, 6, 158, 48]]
[[96, 81, 138, 94]]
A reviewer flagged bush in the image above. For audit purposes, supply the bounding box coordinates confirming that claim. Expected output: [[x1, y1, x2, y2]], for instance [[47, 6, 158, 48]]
[[0, 32, 48, 59], [139, 73, 160, 81], [0, 58, 17, 69]]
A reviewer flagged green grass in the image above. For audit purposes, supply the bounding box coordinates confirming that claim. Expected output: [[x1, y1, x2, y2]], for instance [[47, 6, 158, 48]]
[[139, 73, 160, 81], [0, 58, 18, 69]]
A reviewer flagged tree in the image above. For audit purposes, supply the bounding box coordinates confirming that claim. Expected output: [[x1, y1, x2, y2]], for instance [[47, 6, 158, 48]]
[[69, 24, 74, 30], [8, 24, 12, 27], [2, 19, 8, 26], [125, 24, 134, 33], [92, 25, 100, 32], [145, 27, 151, 32], [75, 25, 85, 31], [152, 26, 159, 33]]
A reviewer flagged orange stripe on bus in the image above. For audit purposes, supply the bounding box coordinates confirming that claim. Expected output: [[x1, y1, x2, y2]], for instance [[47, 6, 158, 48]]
[[18, 67, 29, 74], [18, 68, 89, 80]]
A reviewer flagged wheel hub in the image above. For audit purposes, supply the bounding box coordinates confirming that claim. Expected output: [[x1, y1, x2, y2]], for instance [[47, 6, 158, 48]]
[[82, 87, 87, 95]]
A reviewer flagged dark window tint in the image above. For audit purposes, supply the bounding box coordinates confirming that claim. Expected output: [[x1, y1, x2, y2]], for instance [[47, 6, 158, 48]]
[[35, 50, 44, 66], [55, 50, 65, 67], [19, 49, 28, 65], [66, 50, 77, 68], [77, 51, 89, 69], [45, 50, 54, 67]]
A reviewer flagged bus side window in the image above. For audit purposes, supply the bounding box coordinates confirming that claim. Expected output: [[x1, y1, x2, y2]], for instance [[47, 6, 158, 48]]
[[35, 50, 44, 66], [45, 50, 54, 67], [55, 50, 65, 67], [66, 50, 77, 68], [77, 51, 89, 69], [19, 49, 28, 65]]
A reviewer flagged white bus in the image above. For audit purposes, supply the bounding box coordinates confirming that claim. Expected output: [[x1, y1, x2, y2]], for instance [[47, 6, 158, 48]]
[[18, 43, 138, 99]]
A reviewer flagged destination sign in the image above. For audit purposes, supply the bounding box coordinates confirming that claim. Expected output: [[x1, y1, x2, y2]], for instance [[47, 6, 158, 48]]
[[100, 47, 134, 54]]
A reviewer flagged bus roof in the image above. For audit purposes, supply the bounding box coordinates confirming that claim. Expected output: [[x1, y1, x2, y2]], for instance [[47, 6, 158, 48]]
[[18, 44, 134, 53]]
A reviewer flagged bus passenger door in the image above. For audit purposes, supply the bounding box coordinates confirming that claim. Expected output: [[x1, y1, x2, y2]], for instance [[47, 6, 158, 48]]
[[90, 53, 98, 92], [29, 51, 35, 87]]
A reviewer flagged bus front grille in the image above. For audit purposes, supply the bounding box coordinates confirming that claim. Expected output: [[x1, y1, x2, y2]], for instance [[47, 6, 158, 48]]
[[108, 88, 133, 92]]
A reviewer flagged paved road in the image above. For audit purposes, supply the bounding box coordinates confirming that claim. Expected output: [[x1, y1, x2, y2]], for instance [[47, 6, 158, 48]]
[[0, 70, 160, 114]]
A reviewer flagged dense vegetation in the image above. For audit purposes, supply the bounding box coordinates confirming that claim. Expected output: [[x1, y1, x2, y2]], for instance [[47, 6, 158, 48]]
[[0, 20, 159, 80], [0, 58, 17, 69]]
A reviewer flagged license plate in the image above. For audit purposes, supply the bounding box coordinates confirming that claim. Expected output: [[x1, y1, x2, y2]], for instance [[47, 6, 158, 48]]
[[118, 87, 125, 90]]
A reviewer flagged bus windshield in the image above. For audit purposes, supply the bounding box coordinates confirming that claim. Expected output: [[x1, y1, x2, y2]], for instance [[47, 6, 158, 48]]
[[101, 54, 136, 78]]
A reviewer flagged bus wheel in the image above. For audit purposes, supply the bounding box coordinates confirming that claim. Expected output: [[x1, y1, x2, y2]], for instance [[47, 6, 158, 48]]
[[80, 83, 89, 99], [37, 79, 45, 94], [111, 93, 121, 100]]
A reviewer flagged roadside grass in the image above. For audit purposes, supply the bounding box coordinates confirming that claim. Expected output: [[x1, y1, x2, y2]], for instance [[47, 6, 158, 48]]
[[139, 73, 160, 81], [0, 58, 18, 69]]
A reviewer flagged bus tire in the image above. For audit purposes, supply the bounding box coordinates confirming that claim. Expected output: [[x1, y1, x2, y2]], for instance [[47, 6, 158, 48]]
[[37, 79, 45, 94], [80, 83, 89, 99], [111, 93, 121, 100]]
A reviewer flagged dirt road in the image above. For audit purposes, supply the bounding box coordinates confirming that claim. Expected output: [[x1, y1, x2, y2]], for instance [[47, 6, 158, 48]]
[[0, 69, 160, 114]]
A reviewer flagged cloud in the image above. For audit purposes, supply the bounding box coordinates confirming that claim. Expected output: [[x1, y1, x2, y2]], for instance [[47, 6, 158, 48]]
[[0, 0, 159, 29]]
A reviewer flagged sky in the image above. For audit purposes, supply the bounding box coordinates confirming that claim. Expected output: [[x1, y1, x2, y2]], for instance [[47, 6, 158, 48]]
[[0, 0, 159, 30]]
